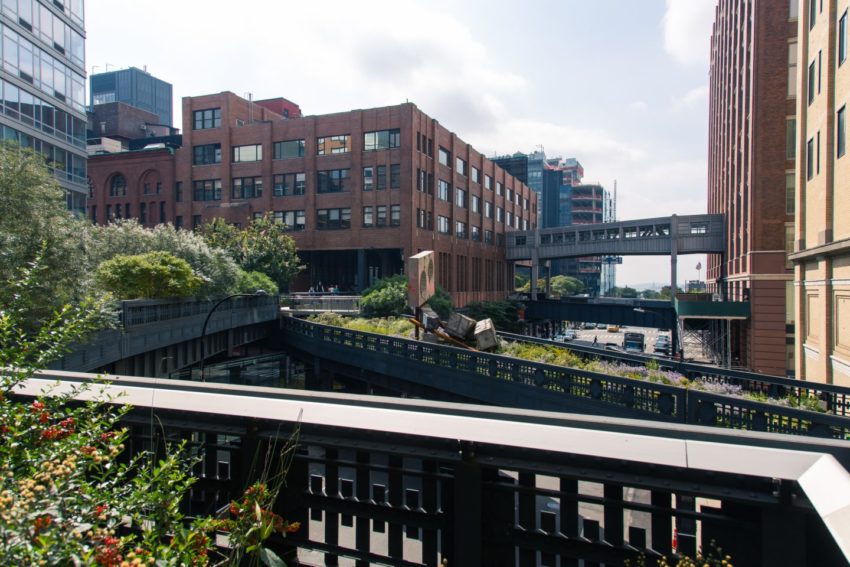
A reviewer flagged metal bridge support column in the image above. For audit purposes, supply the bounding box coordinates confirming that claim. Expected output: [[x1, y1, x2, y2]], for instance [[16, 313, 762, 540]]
[[531, 249, 540, 301], [544, 261, 552, 298], [670, 214, 678, 297], [356, 248, 367, 293]]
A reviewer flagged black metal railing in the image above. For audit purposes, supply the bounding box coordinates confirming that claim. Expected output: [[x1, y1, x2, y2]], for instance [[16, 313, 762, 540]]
[[281, 317, 850, 439], [121, 295, 280, 328]]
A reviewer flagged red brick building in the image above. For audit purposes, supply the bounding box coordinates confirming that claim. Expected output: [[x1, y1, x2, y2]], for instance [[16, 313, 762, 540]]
[[707, 0, 797, 375], [87, 92, 537, 305]]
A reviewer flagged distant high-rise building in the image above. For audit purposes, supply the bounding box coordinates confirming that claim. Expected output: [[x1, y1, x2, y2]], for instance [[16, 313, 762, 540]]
[[90, 67, 173, 127], [0, 0, 87, 211], [791, 0, 850, 385], [707, 0, 796, 376], [493, 150, 547, 224]]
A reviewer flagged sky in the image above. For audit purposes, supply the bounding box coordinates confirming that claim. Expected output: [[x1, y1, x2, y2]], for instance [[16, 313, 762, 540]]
[[86, 0, 717, 289]]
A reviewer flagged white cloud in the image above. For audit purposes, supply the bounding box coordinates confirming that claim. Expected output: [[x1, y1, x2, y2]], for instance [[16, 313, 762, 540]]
[[662, 0, 716, 66], [670, 85, 709, 112], [628, 100, 649, 113]]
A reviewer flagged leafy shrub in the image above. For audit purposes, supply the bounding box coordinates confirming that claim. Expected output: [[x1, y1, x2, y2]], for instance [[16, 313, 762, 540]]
[[86, 219, 241, 297], [361, 275, 409, 317], [427, 285, 453, 319], [465, 299, 525, 333], [308, 312, 413, 336], [236, 270, 279, 294], [95, 251, 202, 299]]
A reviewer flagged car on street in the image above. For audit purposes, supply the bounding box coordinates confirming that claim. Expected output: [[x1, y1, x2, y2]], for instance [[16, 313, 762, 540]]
[[653, 335, 670, 355], [583, 322, 597, 329], [552, 330, 578, 342], [606, 324, 620, 332]]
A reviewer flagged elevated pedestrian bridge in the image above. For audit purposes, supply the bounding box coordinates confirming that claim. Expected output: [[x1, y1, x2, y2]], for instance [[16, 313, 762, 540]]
[[506, 214, 725, 261]]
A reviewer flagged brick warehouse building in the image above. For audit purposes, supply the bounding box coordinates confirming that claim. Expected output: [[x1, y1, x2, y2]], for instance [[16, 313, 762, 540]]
[[87, 92, 537, 305], [707, 0, 797, 376]]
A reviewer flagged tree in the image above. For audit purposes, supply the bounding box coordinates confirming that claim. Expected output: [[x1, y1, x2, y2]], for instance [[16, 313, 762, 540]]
[[607, 286, 639, 298], [95, 251, 203, 299], [514, 272, 529, 291], [465, 299, 525, 333], [0, 143, 90, 325], [85, 219, 241, 297], [550, 275, 584, 296], [360, 275, 408, 317], [200, 214, 303, 290]]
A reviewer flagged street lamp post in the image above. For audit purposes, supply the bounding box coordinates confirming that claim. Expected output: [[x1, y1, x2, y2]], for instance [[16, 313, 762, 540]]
[[199, 291, 267, 382]]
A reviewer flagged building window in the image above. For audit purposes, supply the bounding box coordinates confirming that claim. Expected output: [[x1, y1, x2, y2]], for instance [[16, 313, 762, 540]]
[[317, 169, 350, 193], [484, 229, 493, 244], [391, 204, 400, 226], [363, 129, 400, 151], [524, 197, 529, 210], [193, 108, 221, 130], [233, 144, 262, 162], [109, 174, 126, 197], [790, 0, 799, 19], [175, 216, 183, 230], [159, 201, 166, 223], [471, 225, 480, 241], [438, 147, 450, 167], [522, 219, 529, 230], [273, 172, 306, 196], [273, 139, 305, 159], [139, 202, 147, 224], [274, 210, 305, 231], [193, 179, 222, 201], [317, 207, 351, 230], [438, 179, 450, 201], [497, 207, 504, 223], [818, 50, 822, 94], [786, 173, 795, 214], [507, 211, 514, 227], [362, 206, 373, 227], [376, 205, 387, 227], [437, 215, 450, 234], [232, 176, 263, 199], [471, 167, 480, 184], [788, 42, 797, 97], [839, 106, 847, 158], [471, 195, 480, 214], [390, 164, 401, 189], [817, 130, 821, 174], [496, 182, 503, 196], [417, 208, 426, 229], [363, 167, 374, 191], [455, 221, 467, 239], [810, 0, 816, 28], [317, 135, 350, 155], [806, 138, 814, 180], [90, 205, 96, 223], [456, 156, 467, 176], [143, 183, 151, 195], [485, 201, 493, 218], [841, 11, 848, 66], [193, 143, 221, 165], [808, 61, 816, 104], [484, 175, 492, 190], [192, 215, 202, 229], [376, 165, 387, 190], [455, 187, 466, 208], [786, 118, 796, 159]]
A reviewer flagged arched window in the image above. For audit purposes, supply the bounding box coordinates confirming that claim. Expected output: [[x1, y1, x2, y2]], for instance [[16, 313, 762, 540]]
[[109, 174, 127, 197]]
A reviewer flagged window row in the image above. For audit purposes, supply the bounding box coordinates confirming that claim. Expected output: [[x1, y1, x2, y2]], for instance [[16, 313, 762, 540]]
[[1, 0, 85, 67], [2, 123, 85, 185], [0, 24, 86, 111], [415, 132, 434, 157], [361, 205, 401, 227], [363, 164, 400, 190], [0, 76, 85, 148]]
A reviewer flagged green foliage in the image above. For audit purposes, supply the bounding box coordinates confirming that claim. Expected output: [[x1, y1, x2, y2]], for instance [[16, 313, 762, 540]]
[[550, 275, 585, 296], [465, 299, 526, 333], [427, 285, 454, 319], [308, 312, 414, 336], [199, 214, 303, 289], [607, 285, 639, 298], [499, 341, 585, 367], [0, 143, 91, 325], [514, 272, 529, 290], [86, 219, 241, 297], [0, 255, 299, 565], [95, 251, 202, 299], [361, 274, 409, 317], [237, 270, 279, 295]]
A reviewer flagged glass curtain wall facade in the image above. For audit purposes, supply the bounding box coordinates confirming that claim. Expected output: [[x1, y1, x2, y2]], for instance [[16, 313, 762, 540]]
[[0, 0, 87, 211]]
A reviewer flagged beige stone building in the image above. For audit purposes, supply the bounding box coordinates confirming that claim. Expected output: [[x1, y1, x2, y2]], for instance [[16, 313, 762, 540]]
[[792, 0, 850, 384]]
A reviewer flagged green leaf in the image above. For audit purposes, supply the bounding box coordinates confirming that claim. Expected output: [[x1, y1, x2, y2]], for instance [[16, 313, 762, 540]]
[[260, 547, 287, 567]]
